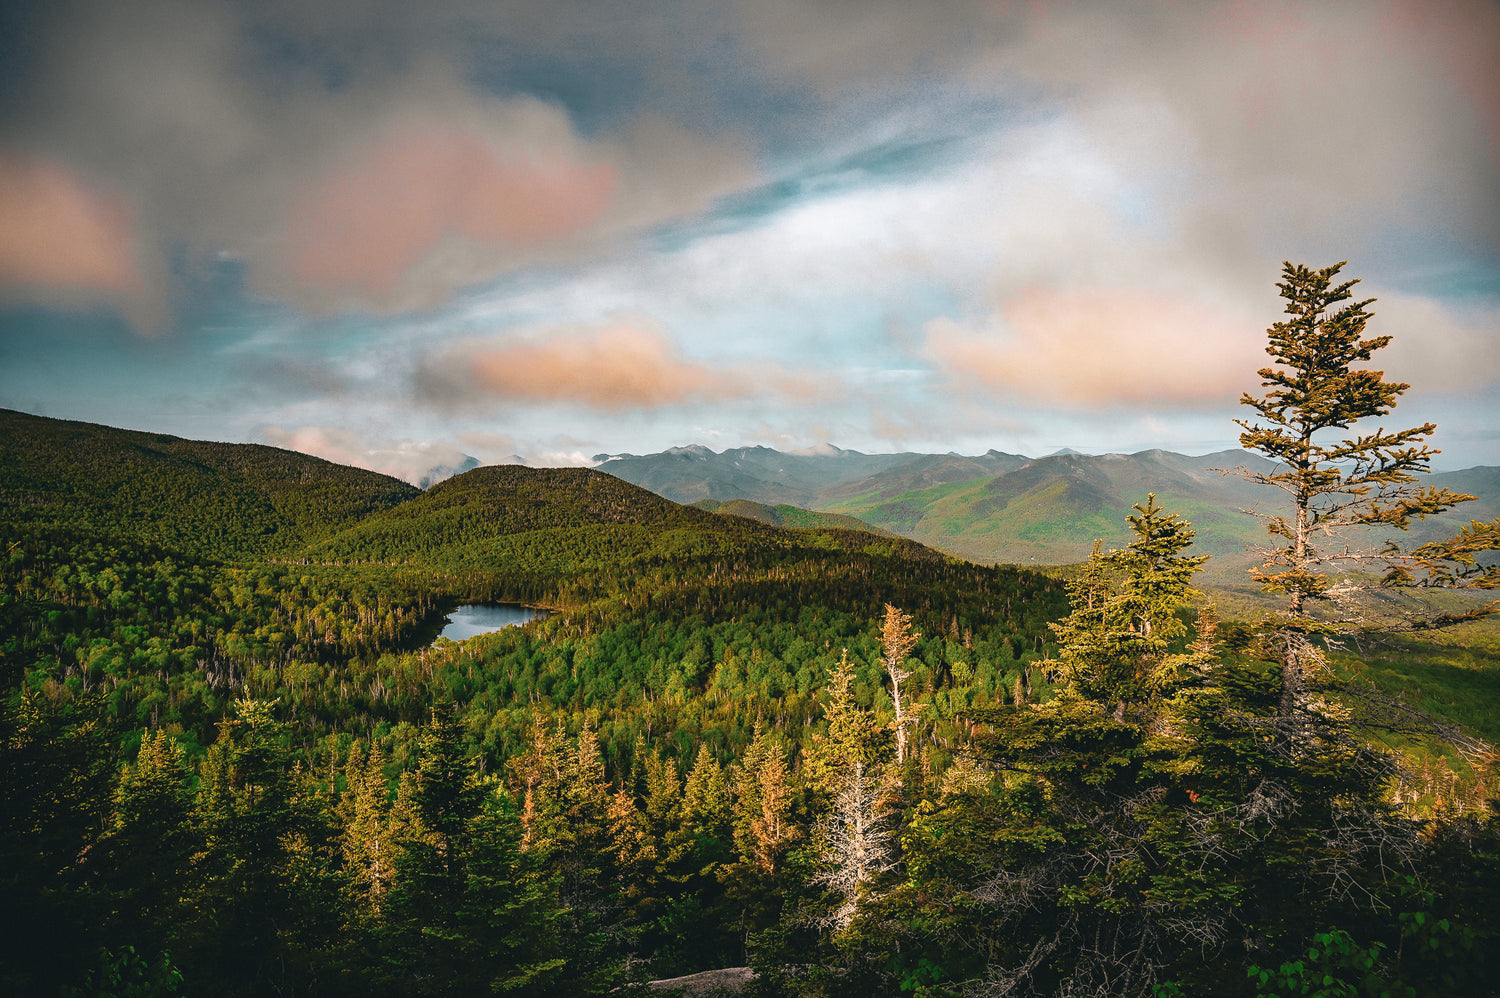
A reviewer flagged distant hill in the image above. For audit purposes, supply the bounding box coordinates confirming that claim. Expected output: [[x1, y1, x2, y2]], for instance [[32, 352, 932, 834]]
[[825, 449, 1285, 573], [0, 408, 420, 560], [0, 412, 946, 586], [301, 463, 939, 583], [302, 463, 724, 567]]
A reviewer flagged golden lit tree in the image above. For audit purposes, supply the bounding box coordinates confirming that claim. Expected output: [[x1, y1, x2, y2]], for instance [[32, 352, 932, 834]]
[[1234, 261, 1499, 718]]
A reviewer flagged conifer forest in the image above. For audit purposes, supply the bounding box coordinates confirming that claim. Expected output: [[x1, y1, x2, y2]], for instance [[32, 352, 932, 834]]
[[4, 263, 1500, 996]]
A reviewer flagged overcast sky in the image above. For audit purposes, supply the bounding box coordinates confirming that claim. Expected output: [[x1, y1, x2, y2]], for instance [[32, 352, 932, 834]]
[[2, 0, 1497, 482]]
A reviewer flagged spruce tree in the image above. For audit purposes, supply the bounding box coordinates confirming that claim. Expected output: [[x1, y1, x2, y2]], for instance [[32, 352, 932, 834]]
[[1235, 261, 1498, 719], [1049, 494, 1206, 721]]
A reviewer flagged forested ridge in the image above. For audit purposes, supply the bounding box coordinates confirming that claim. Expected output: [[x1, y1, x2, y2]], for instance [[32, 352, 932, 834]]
[[0, 409, 422, 561], [4, 262, 1500, 997]]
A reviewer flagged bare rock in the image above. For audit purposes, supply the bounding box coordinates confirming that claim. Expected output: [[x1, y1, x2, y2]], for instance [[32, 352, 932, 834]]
[[646, 966, 757, 995]]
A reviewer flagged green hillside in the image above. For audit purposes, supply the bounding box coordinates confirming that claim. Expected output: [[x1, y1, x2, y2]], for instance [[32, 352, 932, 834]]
[[824, 451, 1500, 589], [692, 497, 896, 536], [0, 408, 419, 560]]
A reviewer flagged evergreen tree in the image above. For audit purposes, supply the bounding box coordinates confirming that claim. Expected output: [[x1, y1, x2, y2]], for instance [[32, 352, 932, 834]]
[[337, 741, 404, 919], [1234, 261, 1498, 718], [92, 729, 198, 965], [179, 699, 339, 996], [730, 721, 800, 878], [0, 692, 116, 995], [804, 650, 885, 804], [1049, 495, 1206, 720], [681, 742, 732, 849], [381, 701, 572, 996]]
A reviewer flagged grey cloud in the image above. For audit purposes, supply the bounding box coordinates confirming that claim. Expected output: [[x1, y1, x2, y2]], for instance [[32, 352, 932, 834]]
[[2, 0, 760, 325], [730, 0, 1499, 259]]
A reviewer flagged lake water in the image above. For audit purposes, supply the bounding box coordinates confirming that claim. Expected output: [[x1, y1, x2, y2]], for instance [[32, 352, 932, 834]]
[[435, 604, 542, 642]]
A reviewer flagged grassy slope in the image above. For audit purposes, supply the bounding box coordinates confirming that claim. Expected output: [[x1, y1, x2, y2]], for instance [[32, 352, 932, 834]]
[[827, 474, 1266, 577]]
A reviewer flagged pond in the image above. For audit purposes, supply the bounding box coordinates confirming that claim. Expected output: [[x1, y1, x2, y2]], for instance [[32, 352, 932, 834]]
[[434, 603, 544, 643]]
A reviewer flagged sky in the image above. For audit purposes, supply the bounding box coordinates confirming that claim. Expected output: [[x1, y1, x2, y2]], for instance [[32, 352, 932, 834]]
[[2, 0, 1497, 484]]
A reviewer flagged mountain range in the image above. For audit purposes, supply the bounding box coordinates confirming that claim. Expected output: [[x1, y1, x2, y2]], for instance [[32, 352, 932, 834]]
[[598, 444, 1500, 579], [7, 407, 1494, 583]]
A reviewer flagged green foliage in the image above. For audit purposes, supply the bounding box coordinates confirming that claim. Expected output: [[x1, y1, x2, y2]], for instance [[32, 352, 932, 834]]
[[881, 495, 1498, 998], [0, 690, 117, 995], [1049, 494, 1207, 712], [3, 407, 1495, 995], [61, 946, 184, 998], [0, 408, 419, 562]]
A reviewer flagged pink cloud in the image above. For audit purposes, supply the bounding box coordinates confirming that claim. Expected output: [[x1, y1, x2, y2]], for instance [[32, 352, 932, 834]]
[[419, 319, 824, 411], [0, 152, 143, 299], [924, 285, 1259, 407], [283, 123, 617, 299]]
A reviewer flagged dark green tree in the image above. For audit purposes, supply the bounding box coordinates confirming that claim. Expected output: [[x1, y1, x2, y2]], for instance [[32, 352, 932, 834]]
[[1049, 494, 1207, 720], [379, 701, 573, 996], [177, 698, 341, 996], [891, 493, 1483, 996], [0, 692, 116, 995], [91, 729, 199, 970]]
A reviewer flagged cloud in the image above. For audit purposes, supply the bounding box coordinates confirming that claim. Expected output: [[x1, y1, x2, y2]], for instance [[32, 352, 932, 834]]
[[416, 317, 826, 411], [281, 114, 617, 302], [924, 285, 1261, 407], [4, 0, 756, 323], [731, 0, 1499, 253], [262, 424, 475, 485], [1370, 291, 1500, 394], [260, 99, 753, 314], [0, 152, 159, 326]]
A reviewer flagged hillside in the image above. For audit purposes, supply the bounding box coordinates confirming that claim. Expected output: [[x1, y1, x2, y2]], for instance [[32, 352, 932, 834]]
[[0, 408, 420, 560], [691, 497, 897, 536], [827, 449, 1283, 571]]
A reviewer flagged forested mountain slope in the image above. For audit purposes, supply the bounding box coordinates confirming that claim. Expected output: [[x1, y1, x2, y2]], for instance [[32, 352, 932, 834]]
[[0, 408, 420, 560], [691, 497, 898, 536], [827, 449, 1284, 568]]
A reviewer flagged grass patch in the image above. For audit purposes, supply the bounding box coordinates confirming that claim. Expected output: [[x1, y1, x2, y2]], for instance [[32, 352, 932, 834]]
[[1332, 624, 1500, 745]]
